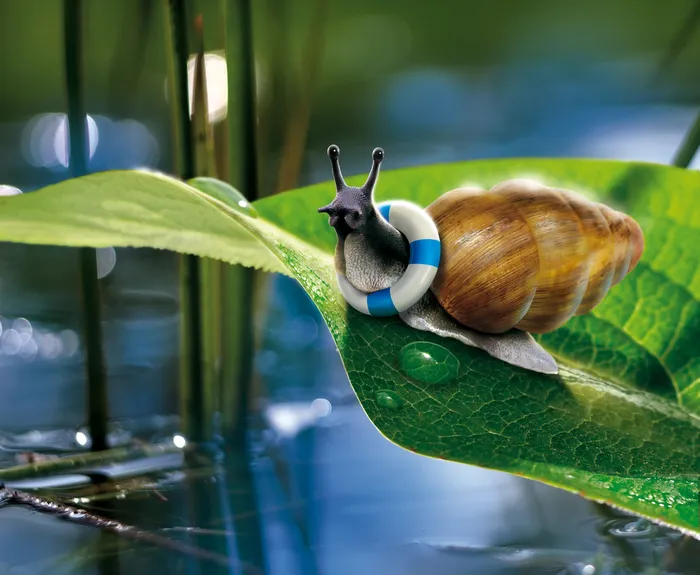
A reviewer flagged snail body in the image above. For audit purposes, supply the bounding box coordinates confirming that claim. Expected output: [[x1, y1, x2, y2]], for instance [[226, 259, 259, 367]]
[[318, 145, 645, 375]]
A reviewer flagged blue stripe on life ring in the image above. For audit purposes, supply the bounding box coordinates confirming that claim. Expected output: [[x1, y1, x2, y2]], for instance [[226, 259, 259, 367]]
[[366, 287, 398, 316], [408, 238, 441, 267], [378, 203, 391, 222]]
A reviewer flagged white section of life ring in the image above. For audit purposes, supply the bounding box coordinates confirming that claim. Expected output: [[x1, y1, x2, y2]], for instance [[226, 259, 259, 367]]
[[336, 200, 441, 316]]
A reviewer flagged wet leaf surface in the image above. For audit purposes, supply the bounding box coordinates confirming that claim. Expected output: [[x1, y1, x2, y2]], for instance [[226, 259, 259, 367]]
[[0, 158, 698, 535]]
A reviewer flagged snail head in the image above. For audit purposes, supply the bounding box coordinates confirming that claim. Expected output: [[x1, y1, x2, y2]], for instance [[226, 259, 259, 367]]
[[318, 144, 384, 238]]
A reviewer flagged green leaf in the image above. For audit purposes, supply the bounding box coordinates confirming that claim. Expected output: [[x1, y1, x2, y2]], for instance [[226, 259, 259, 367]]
[[1, 159, 699, 535], [256, 158, 700, 404], [0, 170, 283, 276]]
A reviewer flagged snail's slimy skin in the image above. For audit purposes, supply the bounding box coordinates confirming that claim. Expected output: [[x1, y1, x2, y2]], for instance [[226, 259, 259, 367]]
[[319, 145, 559, 375]]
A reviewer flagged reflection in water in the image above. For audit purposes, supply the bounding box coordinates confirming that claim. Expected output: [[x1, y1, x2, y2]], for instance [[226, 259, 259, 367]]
[[75, 431, 88, 447], [263, 398, 333, 439], [0, 274, 694, 573], [0, 415, 182, 466]]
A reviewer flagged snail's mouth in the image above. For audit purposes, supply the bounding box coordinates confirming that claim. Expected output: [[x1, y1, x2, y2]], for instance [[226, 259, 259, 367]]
[[327, 214, 355, 238], [318, 202, 363, 233]]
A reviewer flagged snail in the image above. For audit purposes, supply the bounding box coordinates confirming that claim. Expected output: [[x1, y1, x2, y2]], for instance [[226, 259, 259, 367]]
[[317, 145, 645, 375]]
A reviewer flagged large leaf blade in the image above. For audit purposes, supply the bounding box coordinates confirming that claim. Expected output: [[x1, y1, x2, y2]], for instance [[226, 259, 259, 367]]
[[256, 158, 700, 401], [0, 170, 285, 275], [0, 159, 699, 534]]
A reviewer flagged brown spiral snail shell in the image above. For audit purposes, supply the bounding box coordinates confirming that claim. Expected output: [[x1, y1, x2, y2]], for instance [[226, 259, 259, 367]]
[[426, 179, 645, 334]]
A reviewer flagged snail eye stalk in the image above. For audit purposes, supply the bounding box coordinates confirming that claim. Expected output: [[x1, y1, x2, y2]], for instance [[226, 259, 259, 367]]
[[362, 147, 384, 196], [327, 144, 347, 191]]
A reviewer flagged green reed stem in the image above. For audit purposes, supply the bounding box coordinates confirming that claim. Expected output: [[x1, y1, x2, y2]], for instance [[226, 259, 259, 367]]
[[224, 0, 259, 199], [0, 443, 177, 482], [63, 0, 109, 452], [275, 0, 328, 193], [672, 109, 700, 168], [164, 0, 207, 442], [190, 27, 225, 442], [221, 0, 259, 442], [162, 1, 186, 176], [652, 0, 700, 86]]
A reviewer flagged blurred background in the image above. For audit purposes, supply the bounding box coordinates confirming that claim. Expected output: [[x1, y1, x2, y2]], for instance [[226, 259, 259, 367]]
[[0, 0, 699, 573]]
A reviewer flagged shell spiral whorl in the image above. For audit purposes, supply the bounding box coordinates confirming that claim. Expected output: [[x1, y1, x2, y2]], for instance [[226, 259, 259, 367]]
[[426, 179, 644, 335]]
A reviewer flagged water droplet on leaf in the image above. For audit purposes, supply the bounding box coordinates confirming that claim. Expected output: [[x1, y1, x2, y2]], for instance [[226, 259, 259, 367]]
[[399, 341, 459, 385], [0, 185, 22, 196], [376, 390, 403, 410], [186, 177, 258, 217]]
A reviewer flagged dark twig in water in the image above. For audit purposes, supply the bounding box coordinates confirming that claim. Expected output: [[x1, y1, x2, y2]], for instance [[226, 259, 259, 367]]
[[161, 526, 234, 536], [0, 484, 229, 568]]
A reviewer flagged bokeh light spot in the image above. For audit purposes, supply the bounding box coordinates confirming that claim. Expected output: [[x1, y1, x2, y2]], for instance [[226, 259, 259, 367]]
[[188, 53, 228, 123], [22, 113, 98, 170], [96, 247, 117, 279]]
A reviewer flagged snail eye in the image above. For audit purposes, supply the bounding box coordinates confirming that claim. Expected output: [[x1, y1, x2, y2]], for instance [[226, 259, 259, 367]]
[[327, 145, 340, 160], [372, 148, 384, 162]]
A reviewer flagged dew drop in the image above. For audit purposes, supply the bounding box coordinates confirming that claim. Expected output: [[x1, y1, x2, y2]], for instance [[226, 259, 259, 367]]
[[0, 185, 22, 196], [375, 390, 403, 410], [186, 177, 258, 217], [399, 341, 459, 385]]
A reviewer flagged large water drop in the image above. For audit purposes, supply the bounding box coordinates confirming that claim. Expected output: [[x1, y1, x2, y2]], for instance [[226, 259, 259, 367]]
[[187, 177, 258, 218], [399, 341, 459, 385], [375, 390, 404, 410]]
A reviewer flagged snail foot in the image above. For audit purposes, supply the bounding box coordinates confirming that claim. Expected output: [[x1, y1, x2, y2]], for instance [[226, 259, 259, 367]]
[[399, 292, 559, 375]]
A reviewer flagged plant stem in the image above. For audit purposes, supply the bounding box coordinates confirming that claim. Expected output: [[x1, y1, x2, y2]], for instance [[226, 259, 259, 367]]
[[164, 0, 206, 442], [63, 0, 109, 452], [224, 0, 259, 201], [275, 0, 328, 193], [652, 0, 700, 85], [191, 17, 225, 444], [0, 444, 177, 482], [221, 0, 259, 444], [672, 109, 700, 168], [162, 0, 186, 176]]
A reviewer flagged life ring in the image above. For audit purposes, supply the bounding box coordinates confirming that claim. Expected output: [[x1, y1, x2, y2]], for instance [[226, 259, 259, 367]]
[[336, 200, 441, 316]]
